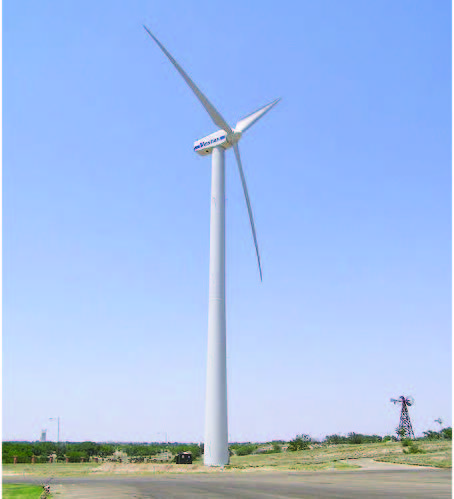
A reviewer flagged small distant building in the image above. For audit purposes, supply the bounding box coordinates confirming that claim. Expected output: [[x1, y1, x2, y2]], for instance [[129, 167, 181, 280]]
[[175, 452, 192, 464], [40, 429, 47, 442]]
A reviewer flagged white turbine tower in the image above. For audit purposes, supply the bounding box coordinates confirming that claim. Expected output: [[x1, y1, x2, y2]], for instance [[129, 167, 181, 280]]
[[144, 26, 280, 466]]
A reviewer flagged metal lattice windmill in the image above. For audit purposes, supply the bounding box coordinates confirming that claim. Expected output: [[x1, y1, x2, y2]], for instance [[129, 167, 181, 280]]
[[391, 396, 415, 439]]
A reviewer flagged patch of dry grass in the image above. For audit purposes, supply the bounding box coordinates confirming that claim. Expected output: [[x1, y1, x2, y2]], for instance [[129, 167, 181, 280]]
[[2, 463, 101, 477], [374, 440, 452, 468]]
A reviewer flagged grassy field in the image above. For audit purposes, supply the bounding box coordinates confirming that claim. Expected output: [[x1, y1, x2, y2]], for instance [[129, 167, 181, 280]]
[[227, 441, 452, 470], [2, 484, 47, 498], [3, 441, 451, 476]]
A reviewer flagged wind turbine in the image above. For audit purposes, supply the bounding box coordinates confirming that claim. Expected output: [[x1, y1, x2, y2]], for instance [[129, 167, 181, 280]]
[[144, 25, 280, 466]]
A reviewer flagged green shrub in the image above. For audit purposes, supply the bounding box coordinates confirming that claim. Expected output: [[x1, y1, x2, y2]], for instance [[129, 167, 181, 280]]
[[403, 443, 425, 454], [234, 444, 257, 456]]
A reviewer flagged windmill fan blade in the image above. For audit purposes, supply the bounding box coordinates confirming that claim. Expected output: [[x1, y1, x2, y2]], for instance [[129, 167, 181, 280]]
[[235, 98, 281, 134], [232, 143, 262, 281], [143, 26, 232, 134], [406, 396, 415, 406]]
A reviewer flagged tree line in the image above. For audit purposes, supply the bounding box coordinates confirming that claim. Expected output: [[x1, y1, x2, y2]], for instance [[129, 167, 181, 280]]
[[3, 428, 451, 463], [2, 441, 202, 464]]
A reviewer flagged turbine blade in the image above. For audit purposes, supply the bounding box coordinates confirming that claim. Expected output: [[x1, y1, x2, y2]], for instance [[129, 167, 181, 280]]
[[232, 143, 262, 281], [143, 26, 232, 134], [235, 98, 281, 134]]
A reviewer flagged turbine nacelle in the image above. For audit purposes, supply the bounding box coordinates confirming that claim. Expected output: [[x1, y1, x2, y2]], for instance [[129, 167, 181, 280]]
[[193, 130, 243, 156], [192, 93, 281, 157]]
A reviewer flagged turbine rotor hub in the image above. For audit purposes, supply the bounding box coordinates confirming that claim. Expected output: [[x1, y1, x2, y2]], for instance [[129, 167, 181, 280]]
[[227, 130, 242, 144]]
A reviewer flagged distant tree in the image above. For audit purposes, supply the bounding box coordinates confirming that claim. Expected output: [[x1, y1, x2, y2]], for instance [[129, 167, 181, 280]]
[[325, 434, 347, 445], [76, 442, 100, 457], [2, 443, 34, 463], [442, 427, 452, 440], [396, 427, 406, 440], [99, 444, 115, 457], [423, 430, 441, 440], [124, 445, 152, 457], [32, 442, 56, 457], [287, 435, 311, 451], [272, 442, 282, 453], [66, 451, 88, 463], [347, 433, 363, 445], [346, 433, 380, 444]]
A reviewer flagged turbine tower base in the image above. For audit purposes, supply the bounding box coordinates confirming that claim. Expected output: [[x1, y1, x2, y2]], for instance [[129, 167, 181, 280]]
[[204, 146, 229, 466]]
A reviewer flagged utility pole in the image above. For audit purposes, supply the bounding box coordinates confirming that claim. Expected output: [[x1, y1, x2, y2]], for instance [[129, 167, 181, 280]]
[[49, 417, 60, 445]]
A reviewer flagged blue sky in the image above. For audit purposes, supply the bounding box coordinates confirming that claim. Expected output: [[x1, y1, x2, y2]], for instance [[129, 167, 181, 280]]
[[3, 0, 451, 443]]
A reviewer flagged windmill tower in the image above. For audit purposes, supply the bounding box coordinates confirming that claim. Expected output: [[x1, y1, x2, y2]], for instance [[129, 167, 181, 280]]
[[391, 396, 415, 439], [143, 26, 280, 466]]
